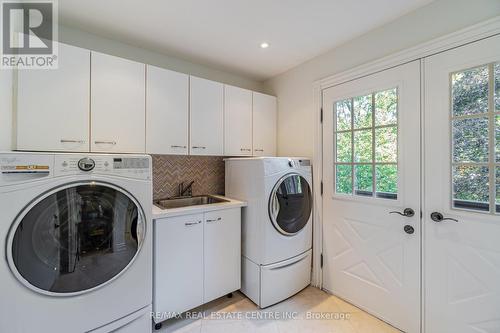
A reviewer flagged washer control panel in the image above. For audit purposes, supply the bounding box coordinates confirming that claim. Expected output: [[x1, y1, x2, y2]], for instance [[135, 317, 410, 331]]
[[55, 155, 151, 180], [78, 157, 95, 172]]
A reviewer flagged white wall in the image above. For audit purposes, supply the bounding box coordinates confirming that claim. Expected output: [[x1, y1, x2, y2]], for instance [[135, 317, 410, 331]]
[[264, 0, 500, 158], [0, 69, 13, 150], [59, 26, 265, 93]]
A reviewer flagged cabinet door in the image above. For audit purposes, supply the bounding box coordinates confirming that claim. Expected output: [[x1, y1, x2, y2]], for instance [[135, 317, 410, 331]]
[[17, 42, 90, 152], [0, 69, 12, 150], [203, 208, 241, 303], [154, 214, 203, 318], [224, 85, 253, 156], [189, 76, 223, 155], [253, 92, 277, 156], [91, 52, 145, 153], [146, 65, 189, 155]]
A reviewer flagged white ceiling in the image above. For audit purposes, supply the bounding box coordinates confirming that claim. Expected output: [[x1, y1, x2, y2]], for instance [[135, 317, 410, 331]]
[[59, 0, 434, 81]]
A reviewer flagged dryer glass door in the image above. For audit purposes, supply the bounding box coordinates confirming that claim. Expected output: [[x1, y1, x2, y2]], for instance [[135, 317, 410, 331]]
[[8, 182, 145, 295], [269, 174, 312, 236]]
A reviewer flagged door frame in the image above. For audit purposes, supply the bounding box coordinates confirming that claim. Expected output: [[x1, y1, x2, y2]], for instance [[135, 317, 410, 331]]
[[311, 14, 500, 327]]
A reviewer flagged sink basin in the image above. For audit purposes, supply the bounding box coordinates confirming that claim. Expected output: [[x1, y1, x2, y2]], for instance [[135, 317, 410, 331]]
[[155, 195, 229, 209]]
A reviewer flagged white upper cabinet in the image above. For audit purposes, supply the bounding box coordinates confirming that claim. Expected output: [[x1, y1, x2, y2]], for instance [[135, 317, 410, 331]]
[[14, 42, 276, 155], [91, 52, 145, 153], [146, 65, 189, 155], [189, 76, 224, 156], [224, 85, 253, 156], [253, 92, 277, 156], [17, 42, 90, 152]]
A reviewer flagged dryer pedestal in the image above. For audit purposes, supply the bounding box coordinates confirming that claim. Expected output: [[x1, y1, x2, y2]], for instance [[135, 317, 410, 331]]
[[90, 305, 152, 333], [241, 249, 312, 308]]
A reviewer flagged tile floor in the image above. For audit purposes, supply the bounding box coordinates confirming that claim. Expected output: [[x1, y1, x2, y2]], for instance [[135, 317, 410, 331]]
[[155, 287, 402, 333]]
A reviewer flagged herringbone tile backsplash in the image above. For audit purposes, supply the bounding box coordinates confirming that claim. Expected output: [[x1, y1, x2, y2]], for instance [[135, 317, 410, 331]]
[[152, 155, 225, 201]]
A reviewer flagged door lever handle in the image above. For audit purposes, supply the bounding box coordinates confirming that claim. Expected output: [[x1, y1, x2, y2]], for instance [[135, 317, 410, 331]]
[[389, 208, 415, 217], [430, 212, 459, 223]]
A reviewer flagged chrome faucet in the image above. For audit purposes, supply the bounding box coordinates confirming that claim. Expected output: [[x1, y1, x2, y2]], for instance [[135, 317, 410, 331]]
[[178, 181, 194, 197]]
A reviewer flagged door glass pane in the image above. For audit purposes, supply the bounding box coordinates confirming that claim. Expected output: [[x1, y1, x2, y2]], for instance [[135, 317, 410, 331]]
[[336, 132, 352, 162], [354, 130, 372, 162], [333, 88, 398, 200], [10, 184, 142, 294], [495, 63, 500, 112], [375, 126, 398, 163], [452, 165, 490, 212], [336, 99, 352, 131], [452, 65, 489, 116], [496, 114, 500, 162], [353, 94, 372, 129], [336, 165, 352, 194], [355, 165, 373, 197], [452, 117, 489, 163], [497, 167, 500, 213], [375, 88, 398, 126], [376, 165, 398, 199]]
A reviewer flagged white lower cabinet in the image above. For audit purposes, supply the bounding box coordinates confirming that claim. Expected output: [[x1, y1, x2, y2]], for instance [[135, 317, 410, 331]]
[[153, 208, 241, 322], [154, 213, 204, 320], [204, 209, 241, 302]]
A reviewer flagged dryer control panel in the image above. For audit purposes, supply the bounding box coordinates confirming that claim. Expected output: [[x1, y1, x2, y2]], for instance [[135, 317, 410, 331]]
[[262, 157, 312, 177], [287, 158, 311, 168]]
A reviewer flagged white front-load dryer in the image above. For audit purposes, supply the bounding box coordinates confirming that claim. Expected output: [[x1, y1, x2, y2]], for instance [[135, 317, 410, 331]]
[[261, 162, 312, 265], [0, 152, 153, 333], [225, 157, 313, 308]]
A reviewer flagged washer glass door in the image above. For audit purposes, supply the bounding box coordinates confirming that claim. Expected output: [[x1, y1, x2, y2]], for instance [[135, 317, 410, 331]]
[[269, 174, 312, 235], [8, 183, 145, 295]]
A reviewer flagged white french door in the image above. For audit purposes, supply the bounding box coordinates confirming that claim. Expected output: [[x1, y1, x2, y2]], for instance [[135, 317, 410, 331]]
[[322, 61, 421, 333], [424, 35, 500, 333]]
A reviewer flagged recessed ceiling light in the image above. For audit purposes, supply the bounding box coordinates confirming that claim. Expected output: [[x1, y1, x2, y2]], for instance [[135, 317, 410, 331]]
[[260, 42, 269, 49]]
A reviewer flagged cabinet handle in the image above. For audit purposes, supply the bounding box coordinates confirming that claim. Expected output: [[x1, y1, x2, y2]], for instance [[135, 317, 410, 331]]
[[206, 217, 222, 223], [240, 148, 251, 152], [185, 221, 202, 226], [255, 149, 264, 152], [192, 146, 206, 149], [61, 139, 85, 144], [95, 141, 117, 145], [171, 145, 187, 149]]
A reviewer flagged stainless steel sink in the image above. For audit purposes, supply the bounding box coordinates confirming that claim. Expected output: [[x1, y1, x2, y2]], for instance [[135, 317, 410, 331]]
[[155, 195, 229, 209]]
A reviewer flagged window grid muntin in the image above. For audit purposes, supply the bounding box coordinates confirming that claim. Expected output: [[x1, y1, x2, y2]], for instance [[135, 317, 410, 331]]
[[334, 88, 399, 199], [450, 62, 500, 214]]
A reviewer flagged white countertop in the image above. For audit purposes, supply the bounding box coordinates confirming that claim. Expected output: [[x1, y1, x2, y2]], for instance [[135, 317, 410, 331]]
[[152, 195, 247, 219]]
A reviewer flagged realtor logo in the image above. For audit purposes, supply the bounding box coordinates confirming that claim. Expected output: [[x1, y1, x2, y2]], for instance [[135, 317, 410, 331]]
[[1, 0, 58, 69]]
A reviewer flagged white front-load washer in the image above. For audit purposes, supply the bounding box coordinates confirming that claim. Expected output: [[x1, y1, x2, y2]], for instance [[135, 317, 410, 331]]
[[0, 152, 153, 333], [225, 157, 312, 308]]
